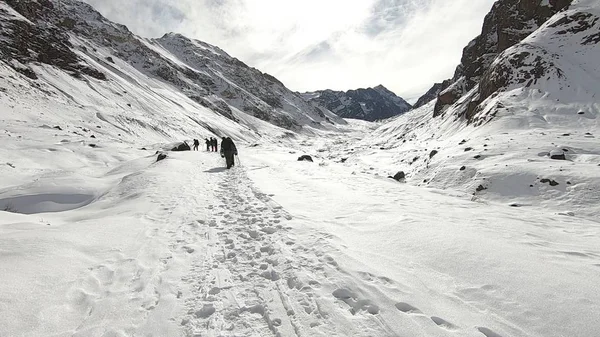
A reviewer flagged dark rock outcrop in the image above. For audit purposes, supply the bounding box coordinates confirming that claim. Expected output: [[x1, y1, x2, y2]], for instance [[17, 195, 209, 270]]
[[156, 153, 167, 162], [390, 171, 406, 181], [297, 155, 313, 162], [413, 80, 452, 109], [171, 142, 191, 151]]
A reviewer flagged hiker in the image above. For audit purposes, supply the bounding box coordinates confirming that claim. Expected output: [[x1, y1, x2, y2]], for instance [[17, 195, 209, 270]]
[[220, 137, 238, 169], [212, 138, 218, 152], [205, 138, 210, 151], [193, 139, 199, 151]]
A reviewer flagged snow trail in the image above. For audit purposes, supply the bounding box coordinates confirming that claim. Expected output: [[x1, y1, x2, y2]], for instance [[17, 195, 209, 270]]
[[179, 157, 394, 336]]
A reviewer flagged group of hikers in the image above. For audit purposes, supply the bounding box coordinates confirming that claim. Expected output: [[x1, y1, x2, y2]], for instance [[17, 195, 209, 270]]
[[192, 136, 238, 169]]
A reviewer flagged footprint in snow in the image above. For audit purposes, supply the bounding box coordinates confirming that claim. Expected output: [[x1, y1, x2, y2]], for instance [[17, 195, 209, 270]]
[[395, 302, 422, 314], [431, 316, 457, 330], [477, 327, 504, 337]]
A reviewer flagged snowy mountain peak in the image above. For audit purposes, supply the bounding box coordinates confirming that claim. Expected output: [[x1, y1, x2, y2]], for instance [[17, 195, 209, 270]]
[[302, 85, 412, 122], [0, 0, 341, 132]]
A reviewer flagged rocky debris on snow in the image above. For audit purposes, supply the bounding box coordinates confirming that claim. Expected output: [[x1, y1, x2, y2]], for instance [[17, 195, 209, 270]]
[[476, 184, 487, 192], [195, 304, 216, 318], [53, 126, 62, 130], [540, 178, 559, 186], [460, 166, 466, 171], [429, 150, 439, 158], [297, 155, 313, 162], [465, 147, 473, 152], [389, 171, 406, 182], [171, 142, 191, 151], [156, 153, 167, 162]]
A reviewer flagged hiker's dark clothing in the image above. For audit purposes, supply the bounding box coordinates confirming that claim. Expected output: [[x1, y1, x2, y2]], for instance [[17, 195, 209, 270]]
[[193, 139, 199, 151], [220, 137, 237, 169], [205, 139, 210, 151], [212, 138, 218, 152]]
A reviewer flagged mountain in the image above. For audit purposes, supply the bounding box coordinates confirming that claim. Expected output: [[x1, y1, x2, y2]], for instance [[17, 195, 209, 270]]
[[302, 85, 412, 122], [0, 0, 341, 135], [412, 0, 572, 114], [340, 0, 600, 218]]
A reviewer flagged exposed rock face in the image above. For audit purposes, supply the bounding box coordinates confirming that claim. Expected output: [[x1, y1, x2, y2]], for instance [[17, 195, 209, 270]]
[[303, 85, 412, 122], [413, 80, 452, 109], [0, 0, 106, 80], [432, 0, 573, 119], [0, 0, 340, 130]]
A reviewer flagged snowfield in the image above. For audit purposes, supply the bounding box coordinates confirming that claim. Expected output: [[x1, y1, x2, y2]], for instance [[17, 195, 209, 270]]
[[1, 117, 599, 337], [2, 0, 600, 336]]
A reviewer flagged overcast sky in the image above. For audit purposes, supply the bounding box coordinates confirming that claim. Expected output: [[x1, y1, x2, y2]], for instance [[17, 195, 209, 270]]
[[82, 0, 496, 102]]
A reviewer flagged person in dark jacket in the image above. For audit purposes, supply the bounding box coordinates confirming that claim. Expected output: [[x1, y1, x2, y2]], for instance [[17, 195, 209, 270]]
[[205, 138, 211, 151], [220, 137, 238, 169], [212, 138, 218, 152], [193, 139, 200, 151]]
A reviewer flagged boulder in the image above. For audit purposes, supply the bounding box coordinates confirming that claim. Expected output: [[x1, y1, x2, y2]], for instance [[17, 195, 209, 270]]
[[171, 142, 191, 151], [549, 150, 566, 160], [297, 155, 313, 162], [389, 171, 406, 181], [157, 153, 167, 162], [429, 150, 439, 159]]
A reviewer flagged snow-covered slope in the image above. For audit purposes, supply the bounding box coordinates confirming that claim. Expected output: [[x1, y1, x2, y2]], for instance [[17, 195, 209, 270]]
[[341, 0, 600, 218], [303, 85, 412, 121], [0, 0, 341, 133]]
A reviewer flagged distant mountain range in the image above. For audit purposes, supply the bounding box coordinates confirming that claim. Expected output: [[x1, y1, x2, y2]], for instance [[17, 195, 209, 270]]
[[302, 85, 412, 122]]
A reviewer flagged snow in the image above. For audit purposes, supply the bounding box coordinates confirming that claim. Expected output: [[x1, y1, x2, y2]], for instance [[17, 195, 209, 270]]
[[1, 108, 600, 336], [1, 0, 600, 336]]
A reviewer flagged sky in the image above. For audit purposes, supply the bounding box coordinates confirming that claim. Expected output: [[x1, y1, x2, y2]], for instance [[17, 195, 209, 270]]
[[82, 0, 496, 102]]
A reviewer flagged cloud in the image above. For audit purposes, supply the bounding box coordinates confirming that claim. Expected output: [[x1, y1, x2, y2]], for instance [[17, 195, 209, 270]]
[[81, 0, 495, 102]]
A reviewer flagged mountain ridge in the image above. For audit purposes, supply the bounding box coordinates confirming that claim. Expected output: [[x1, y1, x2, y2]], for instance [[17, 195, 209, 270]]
[[302, 84, 412, 122], [0, 0, 342, 133]]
